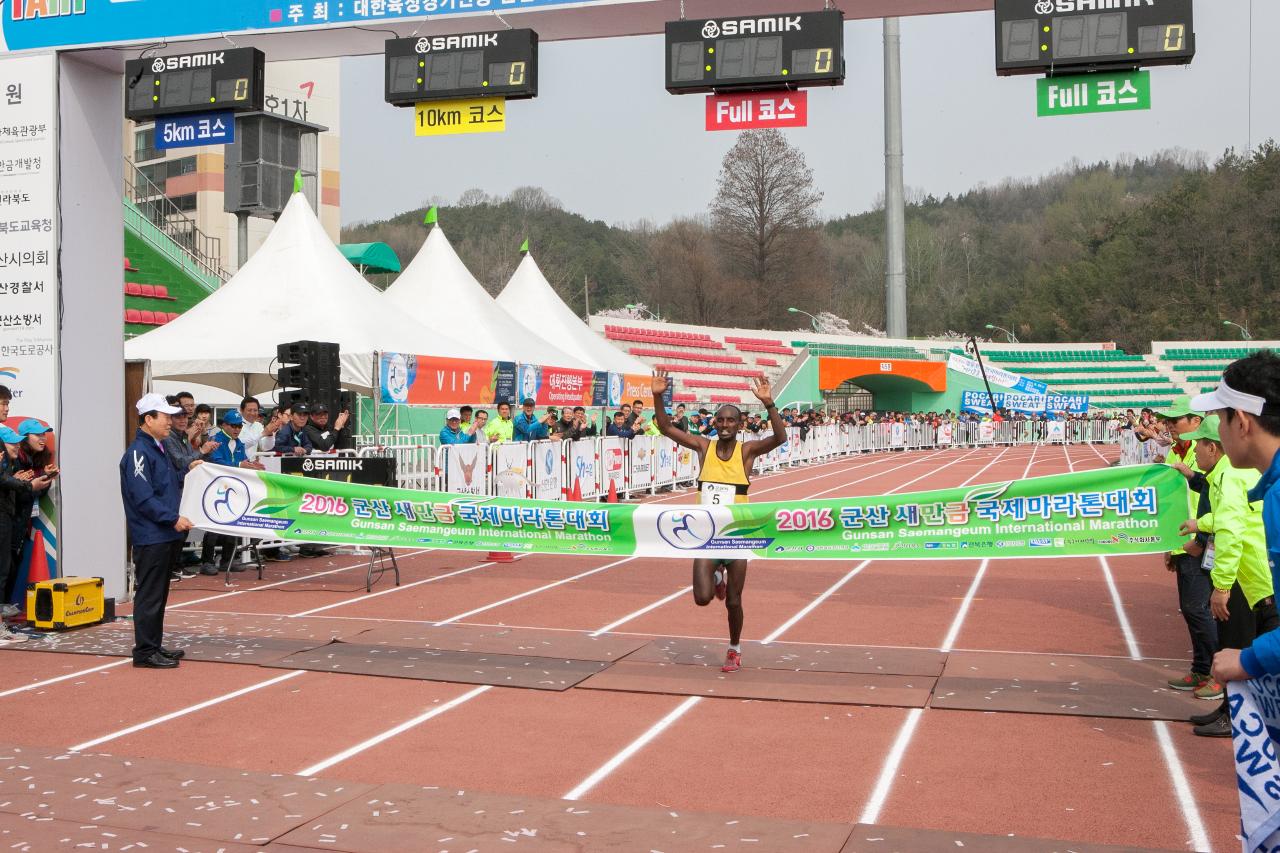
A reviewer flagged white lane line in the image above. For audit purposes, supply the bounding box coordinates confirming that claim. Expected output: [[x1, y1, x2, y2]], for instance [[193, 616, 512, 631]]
[[1020, 443, 1039, 479], [296, 685, 492, 777], [70, 670, 306, 752], [591, 586, 691, 637], [0, 659, 130, 698], [1100, 554, 1210, 850], [939, 559, 989, 653], [858, 707, 923, 825], [563, 696, 703, 801], [761, 560, 873, 644], [809, 447, 984, 500], [957, 445, 1012, 487], [169, 547, 436, 610], [1063, 442, 1075, 472], [1098, 555, 1141, 660], [434, 556, 637, 626], [290, 554, 517, 618], [859, 446, 1050, 824], [1152, 719, 1214, 853]]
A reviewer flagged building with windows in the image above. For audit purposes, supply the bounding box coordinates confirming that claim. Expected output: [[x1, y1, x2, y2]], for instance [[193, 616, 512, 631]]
[[123, 58, 341, 284]]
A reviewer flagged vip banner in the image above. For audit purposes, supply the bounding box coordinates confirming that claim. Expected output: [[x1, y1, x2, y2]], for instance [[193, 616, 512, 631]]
[[183, 462, 1186, 561], [948, 354, 1049, 396], [380, 353, 515, 406], [1230, 679, 1280, 852]]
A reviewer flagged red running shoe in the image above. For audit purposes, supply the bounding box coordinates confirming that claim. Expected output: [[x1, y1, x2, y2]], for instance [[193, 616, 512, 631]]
[[722, 649, 742, 672], [714, 569, 727, 601]]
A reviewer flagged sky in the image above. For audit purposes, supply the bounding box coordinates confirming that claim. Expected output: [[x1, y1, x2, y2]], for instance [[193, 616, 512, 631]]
[[339, 0, 1277, 228]]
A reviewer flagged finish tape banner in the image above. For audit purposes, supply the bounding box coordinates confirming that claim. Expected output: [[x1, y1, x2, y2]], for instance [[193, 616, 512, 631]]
[[1229, 678, 1280, 852], [183, 463, 1186, 561], [948, 353, 1049, 396]]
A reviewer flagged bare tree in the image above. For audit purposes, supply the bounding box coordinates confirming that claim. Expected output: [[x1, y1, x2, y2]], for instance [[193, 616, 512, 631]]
[[650, 219, 733, 326], [456, 187, 492, 207], [709, 129, 824, 325]]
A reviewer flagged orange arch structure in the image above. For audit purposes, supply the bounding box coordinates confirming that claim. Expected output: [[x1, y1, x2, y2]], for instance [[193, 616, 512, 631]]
[[817, 357, 947, 393]]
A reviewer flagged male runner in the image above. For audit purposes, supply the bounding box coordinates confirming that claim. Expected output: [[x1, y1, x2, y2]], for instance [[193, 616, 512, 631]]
[[652, 370, 787, 672]]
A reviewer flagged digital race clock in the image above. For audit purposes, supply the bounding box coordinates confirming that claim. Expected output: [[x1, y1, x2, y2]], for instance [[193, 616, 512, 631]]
[[995, 0, 1194, 77], [384, 30, 538, 107], [665, 10, 844, 95], [125, 48, 265, 121]]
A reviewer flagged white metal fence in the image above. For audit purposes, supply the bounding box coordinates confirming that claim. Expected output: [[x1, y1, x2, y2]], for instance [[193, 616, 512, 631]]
[[348, 420, 1119, 500]]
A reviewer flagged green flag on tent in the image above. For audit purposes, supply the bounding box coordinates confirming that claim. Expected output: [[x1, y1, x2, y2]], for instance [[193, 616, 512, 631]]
[[424, 206, 438, 225], [293, 170, 303, 193], [519, 238, 529, 253]]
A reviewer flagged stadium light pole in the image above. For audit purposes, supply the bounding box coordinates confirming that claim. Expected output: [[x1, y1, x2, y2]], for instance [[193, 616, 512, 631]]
[[788, 306, 821, 332], [626, 303, 660, 322], [883, 17, 908, 339], [984, 323, 1019, 344], [1223, 319, 1253, 341]]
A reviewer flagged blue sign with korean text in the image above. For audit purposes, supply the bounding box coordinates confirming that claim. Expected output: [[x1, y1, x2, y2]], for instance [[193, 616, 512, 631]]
[[155, 112, 234, 150], [0, 0, 595, 52]]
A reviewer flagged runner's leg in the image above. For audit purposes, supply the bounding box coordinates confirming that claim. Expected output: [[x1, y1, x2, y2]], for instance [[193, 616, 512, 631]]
[[692, 559, 716, 606], [725, 559, 747, 646]]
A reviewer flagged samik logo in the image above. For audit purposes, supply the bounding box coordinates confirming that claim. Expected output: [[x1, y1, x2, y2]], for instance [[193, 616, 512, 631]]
[[152, 53, 227, 72], [1046, 0, 1153, 11], [701, 16, 801, 39], [12, 0, 84, 21], [415, 32, 498, 53]]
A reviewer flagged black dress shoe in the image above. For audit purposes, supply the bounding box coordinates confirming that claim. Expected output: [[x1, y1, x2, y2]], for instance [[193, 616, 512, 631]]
[[159, 647, 185, 659], [1189, 706, 1225, 726], [133, 652, 179, 669], [1193, 715, 1232, 737]]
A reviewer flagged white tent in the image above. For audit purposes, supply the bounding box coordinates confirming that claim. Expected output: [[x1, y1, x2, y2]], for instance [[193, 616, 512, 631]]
[[384, 226, 593, 371], [125, 193, 488, 395], [498, 253, 651, 375]]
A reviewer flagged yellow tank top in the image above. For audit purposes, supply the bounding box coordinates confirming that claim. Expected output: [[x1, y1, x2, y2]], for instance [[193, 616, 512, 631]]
[[699, 438, 750, 504]]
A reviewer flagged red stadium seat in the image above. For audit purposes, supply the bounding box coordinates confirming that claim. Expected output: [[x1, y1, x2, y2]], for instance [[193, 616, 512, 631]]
[[139, 309, 157, 325], [124, 282, 143, 296], [124, 308, 142, 324], [139, 284, 157, 298], [153, 284, 170, 299]]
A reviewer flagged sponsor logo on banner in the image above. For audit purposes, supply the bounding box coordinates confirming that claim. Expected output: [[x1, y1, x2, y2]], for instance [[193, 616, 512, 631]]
[[202, 476, 250, 524], [947, 353, 1049, 396], [445, 445, 485, 495]]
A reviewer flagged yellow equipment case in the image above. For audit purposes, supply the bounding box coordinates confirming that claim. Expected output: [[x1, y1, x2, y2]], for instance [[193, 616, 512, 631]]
[[26, 576, 105, 629]]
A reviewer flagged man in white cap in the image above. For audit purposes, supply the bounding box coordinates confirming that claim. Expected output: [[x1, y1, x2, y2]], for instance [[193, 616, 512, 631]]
[[439, 408, 476, 445], [1194, 351, 1280, 684], [119, 393, 201, 669]]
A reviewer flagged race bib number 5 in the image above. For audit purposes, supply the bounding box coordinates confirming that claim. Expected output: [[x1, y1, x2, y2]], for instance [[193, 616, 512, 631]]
[[700, 482, 736, 505]]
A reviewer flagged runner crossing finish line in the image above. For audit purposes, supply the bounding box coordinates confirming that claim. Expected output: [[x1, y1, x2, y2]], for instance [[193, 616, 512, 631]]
[[649, 370, 788, 672]]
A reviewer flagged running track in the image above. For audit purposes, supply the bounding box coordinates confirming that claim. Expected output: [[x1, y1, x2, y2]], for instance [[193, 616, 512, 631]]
[[0, 445, 1238, 851]]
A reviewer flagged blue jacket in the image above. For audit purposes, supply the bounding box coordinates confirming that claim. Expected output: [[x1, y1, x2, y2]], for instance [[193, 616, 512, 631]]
[[439, 426, 476, 445], [513, 412, 549, 442], [274, 422, 314, 455], [1240, 448, 1280, 676], [119, 428, 184, 546], [208, 430, 249, 467], [606, 422, 635, 439]]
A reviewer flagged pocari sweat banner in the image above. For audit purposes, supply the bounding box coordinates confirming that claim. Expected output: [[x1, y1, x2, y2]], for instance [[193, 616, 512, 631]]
[[1230, 678, 1280, 852], [183, 463, 1186, 561]]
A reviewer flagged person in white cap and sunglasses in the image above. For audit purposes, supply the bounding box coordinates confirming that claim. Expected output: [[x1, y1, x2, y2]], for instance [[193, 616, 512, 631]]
[[1194, 351, 1280, 684], [119, 393, 202, 669]]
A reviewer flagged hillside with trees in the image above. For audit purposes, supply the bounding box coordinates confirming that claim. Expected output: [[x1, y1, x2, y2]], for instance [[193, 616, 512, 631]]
[[342, 137, 1280, 351]]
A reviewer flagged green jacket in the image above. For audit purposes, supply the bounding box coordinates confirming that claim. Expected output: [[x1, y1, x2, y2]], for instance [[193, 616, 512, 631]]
[[484, 417, 514, 443], [1165, 443, 1201, 556], [1199, 456, 1272, 607]]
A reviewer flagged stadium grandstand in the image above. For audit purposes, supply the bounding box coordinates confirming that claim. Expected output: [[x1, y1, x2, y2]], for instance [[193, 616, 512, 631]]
[[586, 316, 1278, 413]]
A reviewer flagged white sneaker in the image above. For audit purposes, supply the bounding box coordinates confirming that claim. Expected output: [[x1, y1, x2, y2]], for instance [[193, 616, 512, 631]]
[[0, 627, 28, 643], [0, 603, 21, 618]]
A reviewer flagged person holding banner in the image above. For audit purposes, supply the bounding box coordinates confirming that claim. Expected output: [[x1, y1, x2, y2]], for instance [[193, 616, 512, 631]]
[[652, 371, 787, 673], [1193, 352, 1280, 685], [1171, 416, 1277, 736]]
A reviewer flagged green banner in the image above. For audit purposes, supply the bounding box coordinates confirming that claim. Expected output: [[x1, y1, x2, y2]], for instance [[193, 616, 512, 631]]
[[1037, 70, 1151, 117], [181, 463, 1187, 561]]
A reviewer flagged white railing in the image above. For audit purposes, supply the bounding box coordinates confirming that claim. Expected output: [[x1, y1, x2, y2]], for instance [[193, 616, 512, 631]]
[[346, 421, 1121, 500]]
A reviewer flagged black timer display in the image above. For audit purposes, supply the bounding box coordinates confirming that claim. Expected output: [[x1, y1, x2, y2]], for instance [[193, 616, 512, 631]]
[[125, 48, 265, 120], [665, 10, 844, 95], [995, 0, 1194, 76], [385, 30, 538, 106]]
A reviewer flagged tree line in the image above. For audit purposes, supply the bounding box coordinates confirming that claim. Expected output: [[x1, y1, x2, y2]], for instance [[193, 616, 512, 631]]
[[342, 133, 1279, 351]]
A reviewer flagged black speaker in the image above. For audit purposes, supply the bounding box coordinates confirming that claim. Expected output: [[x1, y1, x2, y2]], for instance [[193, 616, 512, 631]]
[[277, 340, 341, 414]]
